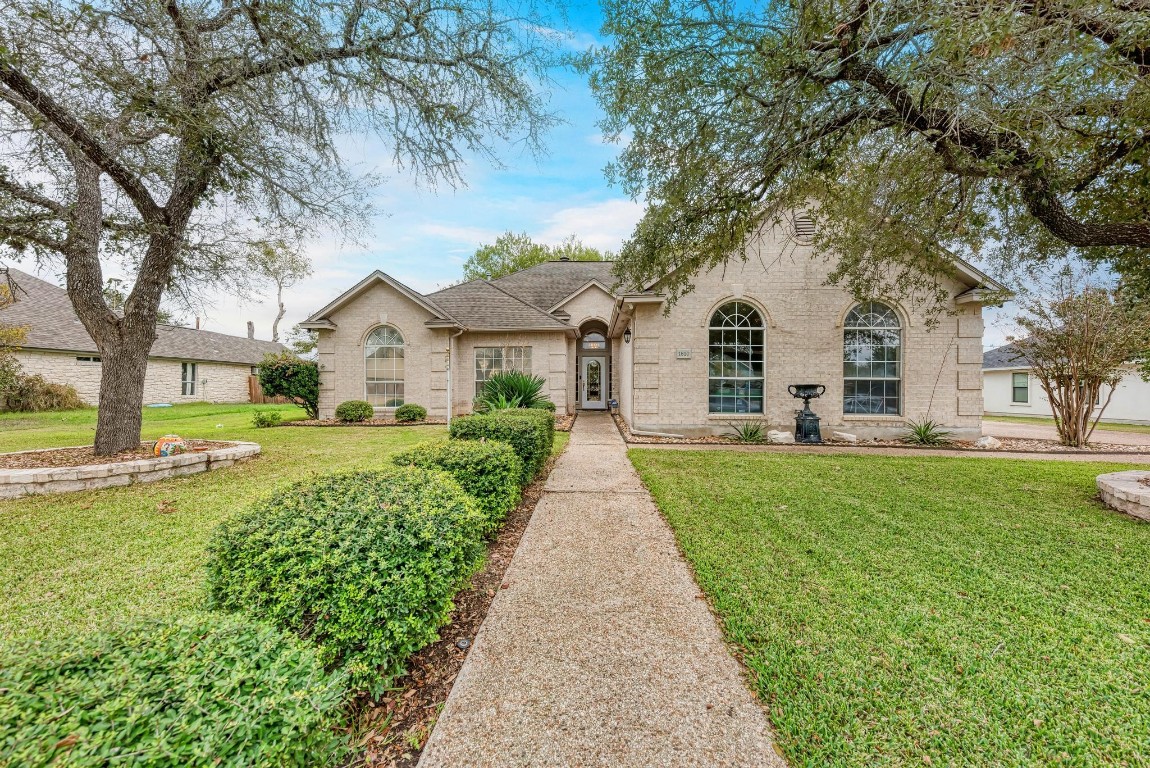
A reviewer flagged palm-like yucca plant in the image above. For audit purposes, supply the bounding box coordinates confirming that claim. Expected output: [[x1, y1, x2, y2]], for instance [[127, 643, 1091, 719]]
[[903, 418, 952, 446], [476, 371, 551, 412], [727, 421, 765, 443]]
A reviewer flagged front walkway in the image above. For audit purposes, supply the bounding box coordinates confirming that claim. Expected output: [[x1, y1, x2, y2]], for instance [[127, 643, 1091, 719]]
[[418, 413, 786, 768]]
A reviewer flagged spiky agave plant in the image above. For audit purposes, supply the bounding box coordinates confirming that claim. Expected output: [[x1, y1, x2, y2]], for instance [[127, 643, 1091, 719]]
[[727, 420, 765, 443], [475, 371, 550, 412], [903, 418, 952, 446]]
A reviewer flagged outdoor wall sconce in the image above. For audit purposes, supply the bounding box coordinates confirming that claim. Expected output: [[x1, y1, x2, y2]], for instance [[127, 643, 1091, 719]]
[[623, 328, 632, 344]]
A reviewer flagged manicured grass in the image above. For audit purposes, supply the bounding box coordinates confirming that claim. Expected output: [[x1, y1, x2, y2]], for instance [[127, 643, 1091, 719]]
[[0, 404, 445, 644], [985, 413, 1150, 434], [630, 449, 1150, 766]]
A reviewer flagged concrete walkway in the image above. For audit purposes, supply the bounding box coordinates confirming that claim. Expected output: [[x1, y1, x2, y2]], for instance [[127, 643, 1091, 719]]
[[984, 419, 1150, 446], [418, 413, 786, 768]]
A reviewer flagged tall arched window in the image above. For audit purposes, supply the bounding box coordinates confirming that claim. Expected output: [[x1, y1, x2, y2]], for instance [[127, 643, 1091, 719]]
[[708, 301, 765, 413], [365, 325, 405, 407], [843, 302, 901, 414]]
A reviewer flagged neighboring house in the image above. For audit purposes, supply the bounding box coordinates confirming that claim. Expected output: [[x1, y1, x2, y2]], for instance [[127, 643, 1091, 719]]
[[303, 223, 1002, 438], [983, 343, 1150, 425], [1, 268, 284, 405]]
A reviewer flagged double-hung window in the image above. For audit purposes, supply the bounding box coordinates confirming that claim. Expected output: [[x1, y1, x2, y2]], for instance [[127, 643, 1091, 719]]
[[1012, 372, 1029, 404], [474, 346, 532, 398], [181, 362, 197, 396], [843, 302, 902, 415]]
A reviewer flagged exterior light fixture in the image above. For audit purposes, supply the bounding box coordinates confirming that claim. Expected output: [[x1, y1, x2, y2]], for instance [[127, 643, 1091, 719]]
[[623, 328, 632, 344]]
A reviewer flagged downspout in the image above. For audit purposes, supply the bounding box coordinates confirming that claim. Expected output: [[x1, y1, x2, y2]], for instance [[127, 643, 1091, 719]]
[[446, 327, 465, 423]]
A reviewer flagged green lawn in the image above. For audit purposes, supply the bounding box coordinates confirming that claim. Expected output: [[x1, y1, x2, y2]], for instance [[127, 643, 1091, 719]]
[[0, 404, 448, 645], [985, 413, 1150, 435], [630, 449, 1150, 766]]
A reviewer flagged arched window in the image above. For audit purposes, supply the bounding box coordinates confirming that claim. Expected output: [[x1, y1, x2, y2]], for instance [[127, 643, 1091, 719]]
[[365, 325, 404, 407], [843, 302, 901, 414], [708, 301, 765, 413]]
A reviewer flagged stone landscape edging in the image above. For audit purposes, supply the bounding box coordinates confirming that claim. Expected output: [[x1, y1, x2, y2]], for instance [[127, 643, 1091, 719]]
[[1096, 471, 1150, 522], [0, 441, 261, 501]]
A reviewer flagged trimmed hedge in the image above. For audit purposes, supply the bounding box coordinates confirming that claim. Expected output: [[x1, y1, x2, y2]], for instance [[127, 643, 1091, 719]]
[[394, 403, 427, 422], [493, 407, 554, 471], [392, 440, 523, 534], [0, 615, 348, 767], [449, 412, 549, 483], [205, 469, 485, 695], [334, 399, 374, 422]]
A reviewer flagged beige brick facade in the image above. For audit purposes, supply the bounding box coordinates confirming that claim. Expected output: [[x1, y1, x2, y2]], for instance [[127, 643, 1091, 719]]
[[615, 233, 986, 438], [312, 233, 992, 436], [15, 349, 253, 406]]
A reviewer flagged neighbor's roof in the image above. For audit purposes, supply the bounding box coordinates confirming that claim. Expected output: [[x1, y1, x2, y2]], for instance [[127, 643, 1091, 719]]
[[1, 268, 284, 365], [982, 343, 1031, 370]]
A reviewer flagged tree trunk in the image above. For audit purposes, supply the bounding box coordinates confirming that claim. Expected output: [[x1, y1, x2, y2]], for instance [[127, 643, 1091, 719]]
[[93, 340, 150, 454], [272, 283, 285, 342]]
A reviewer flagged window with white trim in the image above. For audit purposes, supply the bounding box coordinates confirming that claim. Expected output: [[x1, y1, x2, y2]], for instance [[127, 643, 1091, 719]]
[[181, 362, 197, 396], [843, 302, 902, 415], [365, 325, 405, 407], [1012, 372, 1029, 403], [708, 301, 765, 414], [474, 346, 532, 398]]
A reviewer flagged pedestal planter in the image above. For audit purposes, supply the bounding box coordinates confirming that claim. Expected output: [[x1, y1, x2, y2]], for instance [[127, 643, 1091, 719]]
[[0, 442, 261, 500]]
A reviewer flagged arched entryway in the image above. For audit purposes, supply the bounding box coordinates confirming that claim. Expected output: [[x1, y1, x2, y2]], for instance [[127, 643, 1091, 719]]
[[577, 319, 610, 410]]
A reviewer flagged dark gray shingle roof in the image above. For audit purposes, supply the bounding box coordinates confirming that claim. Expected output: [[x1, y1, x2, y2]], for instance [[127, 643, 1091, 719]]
[[489, 261, 617, 311], [425, 279, 569, 329], [2, 268, 284, 365], [983, 343, 1030, 370]]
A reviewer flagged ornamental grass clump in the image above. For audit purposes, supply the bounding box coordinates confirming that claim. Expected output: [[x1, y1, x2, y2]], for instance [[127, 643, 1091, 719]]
[[205, 468, 486, 694], [0, 614, 349, 767], [392, 440, 523, 534]]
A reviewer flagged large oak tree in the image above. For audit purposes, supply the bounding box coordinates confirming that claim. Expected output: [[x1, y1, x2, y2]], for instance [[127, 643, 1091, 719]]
[[0, 0, 556, 453], [588, 0, 1150, 304]]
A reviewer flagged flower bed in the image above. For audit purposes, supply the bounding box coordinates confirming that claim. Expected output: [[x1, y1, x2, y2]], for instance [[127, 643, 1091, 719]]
[[0, 441, 260, 500]]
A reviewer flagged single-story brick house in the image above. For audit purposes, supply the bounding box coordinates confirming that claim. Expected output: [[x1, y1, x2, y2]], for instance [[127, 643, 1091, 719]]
[[2, 268, 284, 405], [983, 343, 1150, 425], [302, 224, 1003, 438]]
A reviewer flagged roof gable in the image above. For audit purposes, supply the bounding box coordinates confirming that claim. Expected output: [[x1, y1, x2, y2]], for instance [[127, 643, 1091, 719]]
[[547, 278, 617, 313], [426, 279, 569, 330], [301, 270, 454, 327], [489, 261, 617, 312]]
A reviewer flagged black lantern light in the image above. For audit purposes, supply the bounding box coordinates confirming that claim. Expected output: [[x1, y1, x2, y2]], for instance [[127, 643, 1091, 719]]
[[787, 384, 826, 443], [623, 328, 632, 343]]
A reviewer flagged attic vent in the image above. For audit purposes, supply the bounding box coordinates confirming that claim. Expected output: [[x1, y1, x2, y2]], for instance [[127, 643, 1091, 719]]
[[790, 215, 816, 242]]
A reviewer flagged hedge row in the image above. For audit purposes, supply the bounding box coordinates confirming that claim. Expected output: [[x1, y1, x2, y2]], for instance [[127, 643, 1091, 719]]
[[0, 615, 349, 767], [206, 469, 486, 695], [448, 408, 555, 483], [1, 407, 557, 766]]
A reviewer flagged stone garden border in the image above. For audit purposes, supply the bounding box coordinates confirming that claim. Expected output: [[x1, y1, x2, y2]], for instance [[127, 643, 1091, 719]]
[[0, 442, 261, 501], [1097, 471, 1150, 522]]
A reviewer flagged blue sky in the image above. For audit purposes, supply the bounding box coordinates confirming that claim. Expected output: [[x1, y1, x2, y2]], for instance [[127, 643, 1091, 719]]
[[196, 1, 642, 341]]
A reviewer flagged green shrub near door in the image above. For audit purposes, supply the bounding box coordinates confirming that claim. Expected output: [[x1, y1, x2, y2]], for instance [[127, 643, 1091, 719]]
[[392, 440, 523, 534], [205, 468, 486, 695], [449, 410, 552, 483], [0, 614, 349, 767]]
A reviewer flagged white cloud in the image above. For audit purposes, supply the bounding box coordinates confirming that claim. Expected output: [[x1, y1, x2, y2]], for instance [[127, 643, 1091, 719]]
[[536, 198, 644, 253]]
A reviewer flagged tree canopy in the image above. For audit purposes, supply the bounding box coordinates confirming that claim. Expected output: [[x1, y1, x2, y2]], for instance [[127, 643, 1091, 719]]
[[462, 232, 611, 281], [0, 0, 557, 452], [588, 0, 1150, 305]]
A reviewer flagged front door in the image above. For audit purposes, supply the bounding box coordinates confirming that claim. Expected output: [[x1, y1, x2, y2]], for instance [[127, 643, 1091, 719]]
[[580, 356, 606, 409]]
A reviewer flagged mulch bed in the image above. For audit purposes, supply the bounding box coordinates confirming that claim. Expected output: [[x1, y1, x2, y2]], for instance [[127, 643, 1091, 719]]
[[0, 440, 236, 470], [342, 445, 564, 768], [285, 414, 577, 433], [612, 413, 1150, 454]]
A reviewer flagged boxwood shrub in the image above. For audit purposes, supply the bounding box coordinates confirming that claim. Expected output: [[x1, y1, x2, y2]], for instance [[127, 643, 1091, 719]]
[[394, 403, 427, 422], [205, 469, 485, 694], [0, 614, 348, 768], [493, 408, 554, 472], [392, 440, 523, 534], [449, 413, 546, 483], [334, 399, 374, 422]]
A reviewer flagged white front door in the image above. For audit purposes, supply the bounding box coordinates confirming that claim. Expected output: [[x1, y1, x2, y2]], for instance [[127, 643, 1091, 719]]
[[580, 356, 606, 409]]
